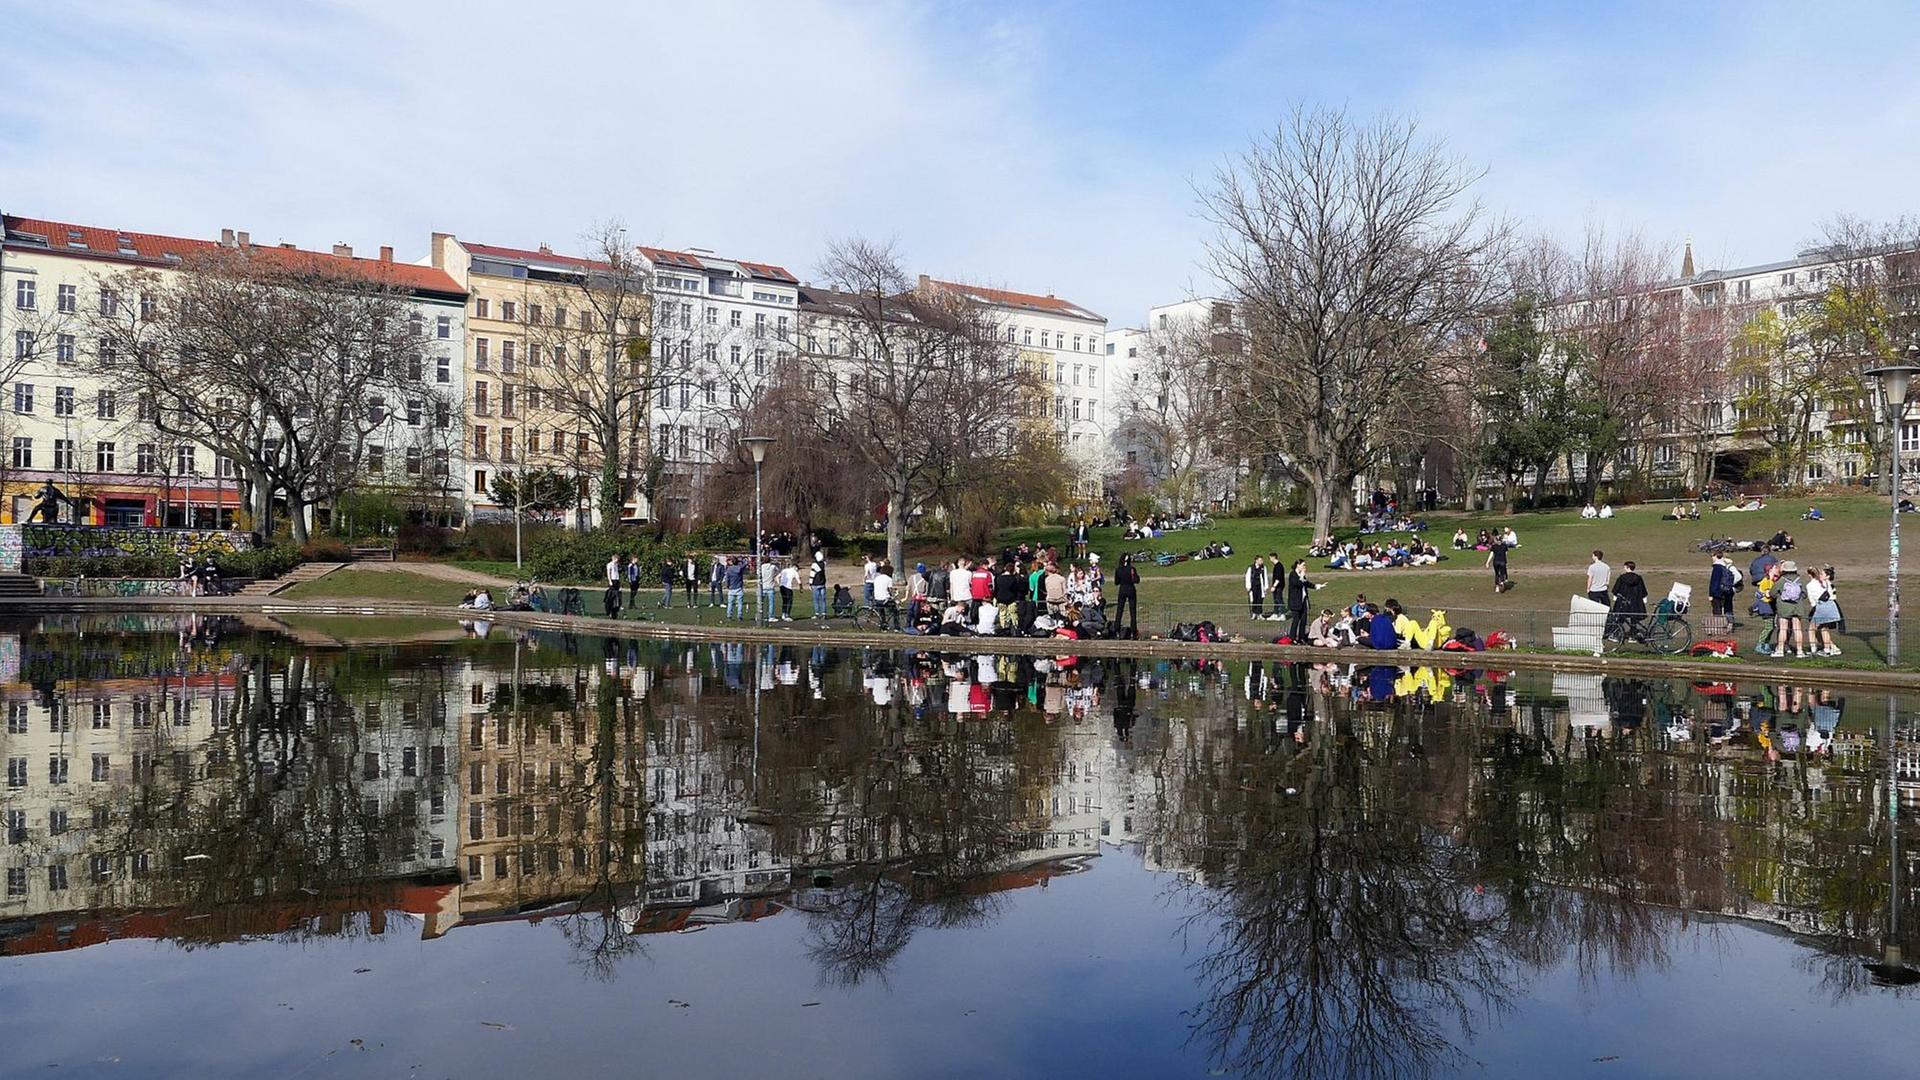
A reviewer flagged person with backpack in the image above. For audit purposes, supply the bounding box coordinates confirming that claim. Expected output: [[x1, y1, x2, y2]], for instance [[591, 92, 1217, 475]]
[[1707, 554, 1736, 617], [1773, 561, 1806, 658], [1751, 562, 1781, 655]]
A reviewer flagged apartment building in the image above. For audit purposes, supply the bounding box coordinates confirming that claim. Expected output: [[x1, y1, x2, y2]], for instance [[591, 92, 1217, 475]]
[[916, 276, 1109, 498], [642, 248, 800, 521], [0, 214, 467, 527], [429, 235, 657, 524], [1104, 297, 1243, 505]]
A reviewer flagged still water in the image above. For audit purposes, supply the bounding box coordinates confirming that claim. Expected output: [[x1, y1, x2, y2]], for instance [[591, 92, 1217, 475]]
[[0, 614, 1917, 1079]]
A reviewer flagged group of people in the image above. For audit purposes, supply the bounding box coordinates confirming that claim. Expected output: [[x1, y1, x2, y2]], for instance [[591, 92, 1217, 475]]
[[1324, 538, 1443, 570], [892, 548, 1141, 640], [174, 556, 222, 597], [1578, 503, 1617, 519], [1453, 526, 1522, 551], [1121, 509, 1209, 540], [1740, 550, 1846, 658], [1300, 596, 1496, 652], [1241, 556, 1328, 640]]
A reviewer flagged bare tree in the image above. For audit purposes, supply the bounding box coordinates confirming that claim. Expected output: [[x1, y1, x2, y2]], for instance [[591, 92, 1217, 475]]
[[786, 238, 1037, 571], [1114, 312, 1239, 509], [516, 221, 656, 526], [1203, 106, 1504, 537], [83, 249, 446, 541]]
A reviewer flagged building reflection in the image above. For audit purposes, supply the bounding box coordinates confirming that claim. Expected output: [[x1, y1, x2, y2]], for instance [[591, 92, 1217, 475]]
[[2, 619, 1917, 1074]]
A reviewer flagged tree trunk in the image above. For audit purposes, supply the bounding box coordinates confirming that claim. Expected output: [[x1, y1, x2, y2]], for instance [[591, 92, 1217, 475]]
[[886, 472, 909, 574], [1309, 472, 1337, 540], [288, 493, 310, 544], [248, 468, 273, 536]]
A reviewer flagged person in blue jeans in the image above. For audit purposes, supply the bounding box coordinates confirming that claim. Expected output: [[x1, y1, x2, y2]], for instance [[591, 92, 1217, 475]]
[[723, 557, 746, 620], [810, 555, 828, 619], [659, 560, 675, 607]]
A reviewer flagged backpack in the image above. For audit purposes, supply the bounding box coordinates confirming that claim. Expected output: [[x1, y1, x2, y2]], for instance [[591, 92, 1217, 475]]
[[1778, 578, 1802, 603], [1169, 622, 1197, 642], [1731, 566, 1745, 591], [1195, 621, 1219, 643]]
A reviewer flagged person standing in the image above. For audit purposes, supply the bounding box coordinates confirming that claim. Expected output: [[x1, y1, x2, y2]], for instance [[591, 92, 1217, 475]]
[[1285, 559, 1318, 643], [777, 560, 799, 621], [608, 552, 625, 597], [723, 556, 746, 621], [603, 578, 623, 620], [1612, 560, 1648, 615], [1707, 554, 1735, 618], [658, 558, 675, 607], [1486, 539, 1510, 593], [1267, 551, 1286, 619], [1774, 561, 1807, 658], [1113, 554, 1141, 639], [1807, 566, 1842, 657], [709, 555, 724, 606], [1585, 550, 1611, 607], [1245, 556, 1267, 619], [810, 554, 829, 619], [625, 552, 641, 605], [682, 553, 699, 609], [758, 557, 779, 621], [862, 553, 879, 605]]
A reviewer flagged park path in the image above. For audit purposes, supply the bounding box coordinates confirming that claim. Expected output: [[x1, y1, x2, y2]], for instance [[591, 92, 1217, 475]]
[[359, 561, 519, 588]]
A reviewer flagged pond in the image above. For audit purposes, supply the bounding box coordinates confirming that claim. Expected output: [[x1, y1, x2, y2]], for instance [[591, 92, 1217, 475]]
[[1, 614, 1918, 1079]]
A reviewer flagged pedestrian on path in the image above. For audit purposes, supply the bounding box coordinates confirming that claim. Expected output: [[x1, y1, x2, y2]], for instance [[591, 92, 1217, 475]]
[[723, 557, 746, 621], [626, 553, 641, 605], [1486, 540, 1510, 592]]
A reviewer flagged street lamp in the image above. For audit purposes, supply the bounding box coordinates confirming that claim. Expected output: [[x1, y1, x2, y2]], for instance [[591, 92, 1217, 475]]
[[741, 435, 774, 626], [1864, 363, 1918, 666]]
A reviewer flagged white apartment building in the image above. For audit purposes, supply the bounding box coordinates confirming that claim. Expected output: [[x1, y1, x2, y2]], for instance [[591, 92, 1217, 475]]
[[917, 276, 1110, 498], [1, 214, 467, 528], [1104, 297, 1242, 505], [643, 247, 800, 521]]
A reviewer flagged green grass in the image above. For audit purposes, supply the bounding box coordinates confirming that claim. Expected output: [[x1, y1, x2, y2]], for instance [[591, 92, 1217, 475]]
[[282, 568, 472, 605]]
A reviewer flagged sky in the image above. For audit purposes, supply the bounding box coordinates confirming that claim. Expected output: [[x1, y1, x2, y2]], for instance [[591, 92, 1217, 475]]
[[4, 0, 1919, 326]]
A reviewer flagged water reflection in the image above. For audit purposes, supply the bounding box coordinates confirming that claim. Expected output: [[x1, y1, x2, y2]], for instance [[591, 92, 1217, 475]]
[[1, 616, 1917, 1078]]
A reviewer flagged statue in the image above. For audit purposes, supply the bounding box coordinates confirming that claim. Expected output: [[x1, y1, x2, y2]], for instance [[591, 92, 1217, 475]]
[[27, 481, 66, 524]]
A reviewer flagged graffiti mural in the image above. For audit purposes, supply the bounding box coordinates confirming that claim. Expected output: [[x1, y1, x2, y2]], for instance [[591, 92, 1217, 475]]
[[0, 526, 21, 573], [41, 578, 195, 598], [20, 526, 252, 561]]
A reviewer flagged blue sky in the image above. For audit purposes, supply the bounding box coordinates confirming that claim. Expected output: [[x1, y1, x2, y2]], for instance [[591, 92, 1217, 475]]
[[4, 0, 1917, 324]]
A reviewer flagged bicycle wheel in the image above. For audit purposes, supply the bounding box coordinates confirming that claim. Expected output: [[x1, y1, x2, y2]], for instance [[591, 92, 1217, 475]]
[[1648, 619, 1693, 655], [853, 607, 880, 632]]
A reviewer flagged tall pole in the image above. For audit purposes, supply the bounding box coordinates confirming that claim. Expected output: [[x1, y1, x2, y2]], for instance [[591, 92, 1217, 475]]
[[1890, 412, 1902, 666], [753, 456, 764, 626]]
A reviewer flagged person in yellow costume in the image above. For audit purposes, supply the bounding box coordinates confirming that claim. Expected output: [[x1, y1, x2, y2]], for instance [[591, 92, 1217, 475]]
[[1389, 600, 1452, 650]]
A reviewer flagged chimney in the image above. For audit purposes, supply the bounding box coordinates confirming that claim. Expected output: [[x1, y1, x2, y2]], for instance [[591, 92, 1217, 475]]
[[538, 242, 553, 255], [379, 245, 393, 262], [236, 230, 250, 247], [332, 242, 353, 258], [280, 242, 296, 250], [917, 274, 931, 292], [219, 228, 235, 247]]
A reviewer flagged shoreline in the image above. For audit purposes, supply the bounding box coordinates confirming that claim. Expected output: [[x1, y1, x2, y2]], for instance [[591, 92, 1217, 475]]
[[4, 594, 1914, 691]]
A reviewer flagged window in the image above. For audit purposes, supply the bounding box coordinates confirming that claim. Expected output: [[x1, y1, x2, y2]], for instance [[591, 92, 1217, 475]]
[[777, 315, 789, 340], [475, 338, 490, 368], [657, 383, 671, 408], [501, 339, 516, 371], [54, 334, 75, 364], [500, 427, 514, 462], [703, 380, 717, 405], [98, 287, 118, 316], [175, 445, 195, 475], [216, 453, 234, 479], [405, 446, 422, 474], [435, 401, 451, 428], [52, 439, 74, 470], [1904, 421, 1920, 455], [501, 384, 515, 418], [54, 385, 74, 415], [473, 468, 488, 494], [754, 313, 767, 338], [704, 428, 717, 452], [406, 399, 422, 426], [433, 449, 449, 476], [474, 380, 490, 414], [12, 383, 31, 414], [137, 393, 158, 421], [136, 443, 155, 474], [474, 425, 489, 459], [657, 424, 672, 457], [139, 293, 155, 320], [12, 330, 26, 361], [502, 300, 516, 321], [97, 389, 116, 418], [729, 309, 741, 328], [14, 279, 34, 310], [475, 297, 490, 318], [56, 283, 75, 313], [10, 437, 29, 469], [6, 757, 24, 787], [677, 426, 690, 456], [437, 315, 451, 339], [679, 384, 690, 410], [705, 305, 717, 325], [367, 444, 385, 473], [48, 755, 67, 785], [730, 383, 741, 407], [753, 349, 765, 376], [92, 754, 110, 780]]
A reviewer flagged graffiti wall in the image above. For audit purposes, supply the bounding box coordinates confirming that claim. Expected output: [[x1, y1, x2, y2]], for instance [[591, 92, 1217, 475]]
[[0, 527, 20, 573], [20, 525, 252, 561], [39, 578, 196, 598]]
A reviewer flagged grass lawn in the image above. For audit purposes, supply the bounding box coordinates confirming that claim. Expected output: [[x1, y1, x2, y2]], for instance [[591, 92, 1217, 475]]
[[988, 495, 1914, 662], [282, 568, 472, 606]]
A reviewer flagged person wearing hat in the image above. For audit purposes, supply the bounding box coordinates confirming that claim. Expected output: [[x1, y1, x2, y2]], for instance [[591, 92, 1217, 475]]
[[908, 562, 931, 626], [1773, 560, 1806, 657]]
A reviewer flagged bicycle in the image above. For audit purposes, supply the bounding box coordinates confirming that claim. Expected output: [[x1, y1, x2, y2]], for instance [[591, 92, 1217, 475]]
[[1692, 535, 1735, 555], [1602, 604, 1694, 655], [852, 593, 903, 632]]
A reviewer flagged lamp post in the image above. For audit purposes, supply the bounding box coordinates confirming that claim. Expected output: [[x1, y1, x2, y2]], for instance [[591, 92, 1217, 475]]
[[741, 435, 773, 626], [1864, 363, 1918, 666]]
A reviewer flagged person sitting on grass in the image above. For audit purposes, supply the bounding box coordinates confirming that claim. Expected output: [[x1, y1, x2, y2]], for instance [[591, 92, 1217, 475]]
[[1366, 603, 1399, 649], [1453, 528, 1471, 550], [1308, 608, 1336, 647]]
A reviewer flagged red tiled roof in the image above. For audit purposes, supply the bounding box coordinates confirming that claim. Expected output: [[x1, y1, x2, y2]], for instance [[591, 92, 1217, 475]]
[[922, 277, 1103, 322], [2, 214, 465, 297], [463, 240, 609, 272]]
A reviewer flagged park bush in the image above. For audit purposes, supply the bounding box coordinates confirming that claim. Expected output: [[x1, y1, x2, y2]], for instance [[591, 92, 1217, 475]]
[[299, 537, 353, 562], [397, 522, 454, 555], [688, 520, 747, 549], [27, 544, 299, 581], [525, 528, 688, 584]]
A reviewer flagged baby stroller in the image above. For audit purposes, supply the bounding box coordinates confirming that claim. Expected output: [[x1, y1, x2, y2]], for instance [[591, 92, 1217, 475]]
[[831, 583, 856, 617]]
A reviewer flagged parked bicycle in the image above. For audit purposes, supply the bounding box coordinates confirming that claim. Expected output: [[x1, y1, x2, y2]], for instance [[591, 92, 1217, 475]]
[[1602, 603, 1694, 655]]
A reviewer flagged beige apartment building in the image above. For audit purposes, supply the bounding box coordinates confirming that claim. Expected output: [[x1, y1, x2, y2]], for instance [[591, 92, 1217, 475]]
[[430, 235, 652, 525]]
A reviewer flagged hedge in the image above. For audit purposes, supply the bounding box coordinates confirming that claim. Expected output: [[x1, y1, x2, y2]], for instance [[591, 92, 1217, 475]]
[[26, 545, 301, 581], [525, 529, 689, 584]]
